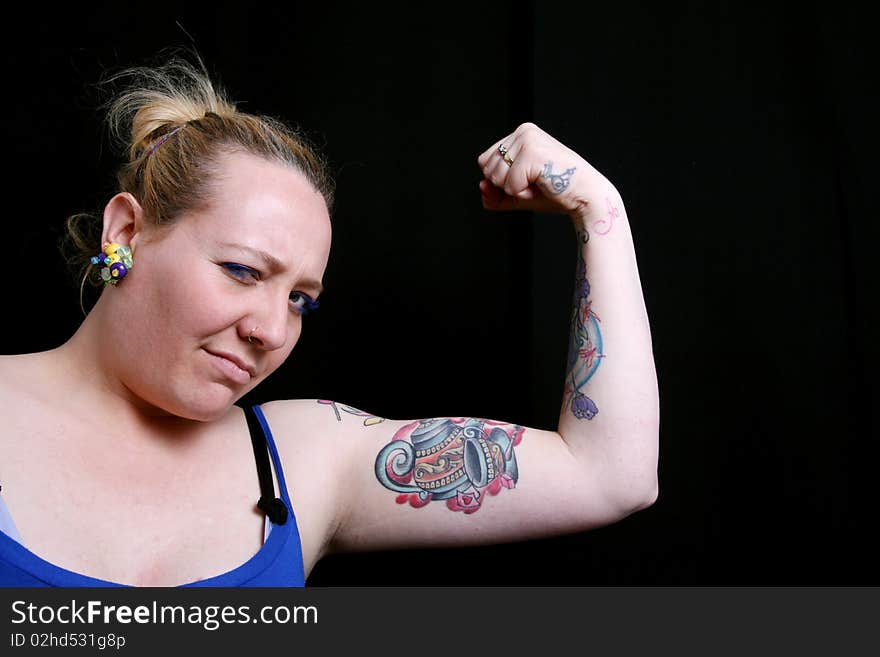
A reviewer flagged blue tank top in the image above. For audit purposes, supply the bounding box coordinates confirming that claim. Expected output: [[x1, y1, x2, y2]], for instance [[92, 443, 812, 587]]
[[0, 404, 305, 587]]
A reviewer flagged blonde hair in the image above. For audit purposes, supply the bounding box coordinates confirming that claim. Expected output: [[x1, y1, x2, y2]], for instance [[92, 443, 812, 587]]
[[62, 48, 334, 313]]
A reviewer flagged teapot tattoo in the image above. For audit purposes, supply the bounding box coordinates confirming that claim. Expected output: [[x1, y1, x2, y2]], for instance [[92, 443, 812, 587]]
[[374, 417, 524, 514]]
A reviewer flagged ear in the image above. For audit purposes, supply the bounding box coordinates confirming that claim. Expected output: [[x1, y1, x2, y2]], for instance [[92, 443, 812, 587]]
[[100, 192, 146, 253]]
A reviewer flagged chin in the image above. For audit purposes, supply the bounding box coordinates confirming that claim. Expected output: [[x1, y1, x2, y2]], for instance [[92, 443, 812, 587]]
[[164, 384, 245, 422]]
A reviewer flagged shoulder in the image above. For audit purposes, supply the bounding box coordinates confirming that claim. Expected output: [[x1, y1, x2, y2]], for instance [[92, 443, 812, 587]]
[[255, 398, 397, 484], [0, 353, 54, 420], [254, 398, 389, 460], [257, 399, 388, 435], [0, 352, 44, 383], [0, 351, 71, 406], [250, 399, 392, 561]]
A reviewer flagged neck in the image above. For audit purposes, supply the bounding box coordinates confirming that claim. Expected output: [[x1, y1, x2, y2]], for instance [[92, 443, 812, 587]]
[[47, 296, 207, 440]]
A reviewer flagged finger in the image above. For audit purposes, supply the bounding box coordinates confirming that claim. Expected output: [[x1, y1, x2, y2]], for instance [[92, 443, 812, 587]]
[[482, 135, 533, 199], [482, 179, 544, 204], [479, 179, 522, 212], [515, 185, 538, 200], [499, 140, 532, 197], [481, 132, 525, 188], [476, 135, 507, 168], [479, 179, 503, 206], [483, 154, 512, 189], [477, 131, 516, 170]]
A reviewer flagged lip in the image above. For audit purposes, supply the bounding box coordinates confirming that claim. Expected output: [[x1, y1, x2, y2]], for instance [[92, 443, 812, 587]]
[[204, 349, 256, 384]]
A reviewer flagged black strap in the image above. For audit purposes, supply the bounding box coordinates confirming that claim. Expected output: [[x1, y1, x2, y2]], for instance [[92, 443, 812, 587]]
[[242, 405, 288, 525]]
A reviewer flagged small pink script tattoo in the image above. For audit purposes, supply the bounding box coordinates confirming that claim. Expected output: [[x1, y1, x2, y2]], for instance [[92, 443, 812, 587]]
[[591, 196, 619, 235]]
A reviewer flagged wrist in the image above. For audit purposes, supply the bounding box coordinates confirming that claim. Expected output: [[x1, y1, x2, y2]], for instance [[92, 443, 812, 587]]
[[568, 180, 622, 228]]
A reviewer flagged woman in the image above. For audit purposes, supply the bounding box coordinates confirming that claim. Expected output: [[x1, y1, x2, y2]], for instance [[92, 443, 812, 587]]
[[0, 53, 659, 587]]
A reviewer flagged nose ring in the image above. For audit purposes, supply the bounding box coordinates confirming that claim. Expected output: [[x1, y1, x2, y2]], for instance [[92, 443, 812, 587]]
[[248, 326, 259, 344]]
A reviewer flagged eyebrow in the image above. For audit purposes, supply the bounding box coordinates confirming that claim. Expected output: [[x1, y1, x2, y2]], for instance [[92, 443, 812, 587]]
[[219, 242, 324, 295]]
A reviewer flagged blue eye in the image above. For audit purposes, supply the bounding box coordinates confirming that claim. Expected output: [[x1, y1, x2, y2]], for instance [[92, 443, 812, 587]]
[[290, 292, 320, 315], [223, 263, 318, 315], [222, 263, 259, 282]]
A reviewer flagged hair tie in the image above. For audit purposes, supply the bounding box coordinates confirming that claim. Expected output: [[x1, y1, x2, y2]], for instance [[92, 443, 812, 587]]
[[146, 125, 184, 156]]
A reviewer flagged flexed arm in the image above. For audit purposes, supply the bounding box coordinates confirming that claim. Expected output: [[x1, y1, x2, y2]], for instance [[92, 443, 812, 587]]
[[477, 123, 659, 513], [267, 124, 659, 557]]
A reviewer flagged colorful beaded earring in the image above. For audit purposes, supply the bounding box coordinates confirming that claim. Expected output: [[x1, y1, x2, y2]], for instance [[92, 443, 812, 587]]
[[90, 242, 133, 286]]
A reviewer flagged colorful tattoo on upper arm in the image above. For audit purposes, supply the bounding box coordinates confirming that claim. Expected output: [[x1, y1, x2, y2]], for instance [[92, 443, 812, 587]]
[[564, 230, 605, 420], [318, 400, 385, 426], [374, 417, 524, 514]]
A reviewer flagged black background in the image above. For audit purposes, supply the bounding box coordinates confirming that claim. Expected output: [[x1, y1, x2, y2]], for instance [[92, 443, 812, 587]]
[[2, 1, 876, 584]]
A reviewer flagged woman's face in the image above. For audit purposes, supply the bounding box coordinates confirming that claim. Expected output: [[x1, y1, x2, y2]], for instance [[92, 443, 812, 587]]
[[107, 151, 332, 421]]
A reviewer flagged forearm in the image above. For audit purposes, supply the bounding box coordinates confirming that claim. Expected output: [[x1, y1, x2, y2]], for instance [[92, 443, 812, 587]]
[[558, 182, 659, 508]]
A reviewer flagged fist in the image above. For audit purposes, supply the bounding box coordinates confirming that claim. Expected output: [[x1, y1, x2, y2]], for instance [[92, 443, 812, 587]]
[[476, 122, 613, 217]]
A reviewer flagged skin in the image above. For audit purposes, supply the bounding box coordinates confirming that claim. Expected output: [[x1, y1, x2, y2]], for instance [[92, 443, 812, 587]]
[[0, 123, 657, 585], [0, 152, 331, 585], [55, 150, 332, 428]]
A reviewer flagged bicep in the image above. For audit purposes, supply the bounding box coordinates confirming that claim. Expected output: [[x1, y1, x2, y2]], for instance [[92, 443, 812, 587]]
[[329, 411, 629, 554]]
